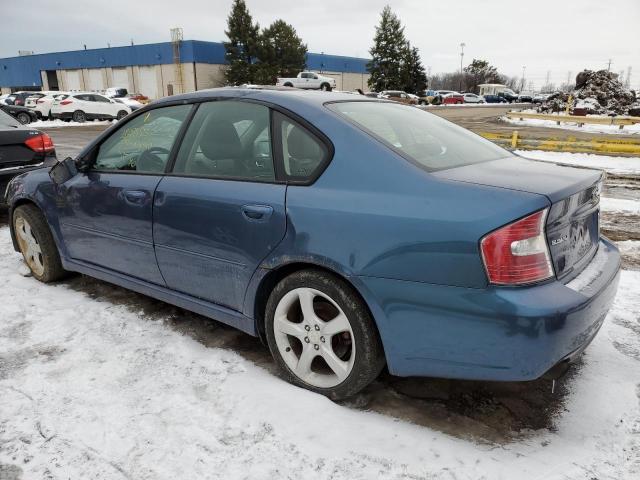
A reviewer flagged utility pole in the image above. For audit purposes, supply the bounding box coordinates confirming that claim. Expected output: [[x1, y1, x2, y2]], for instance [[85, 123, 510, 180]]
[[459, 42, 465, 91], [626, 66, 632, 89], [566, 71, 572, 91], [521, 65, 526, 92], [545, 70, 550, 87], [607, 58, 612, 71]]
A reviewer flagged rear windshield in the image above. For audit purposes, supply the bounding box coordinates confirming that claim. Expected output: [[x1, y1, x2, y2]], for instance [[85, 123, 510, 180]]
[[327, 101, 509, 171]]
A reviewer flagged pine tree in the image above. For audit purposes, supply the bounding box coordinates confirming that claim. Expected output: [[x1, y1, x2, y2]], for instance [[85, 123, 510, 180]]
[[400, 44, 427, 94], [223, 0, 260, 85], [367, 5, 408, 91], [254, 20, 307, 85]]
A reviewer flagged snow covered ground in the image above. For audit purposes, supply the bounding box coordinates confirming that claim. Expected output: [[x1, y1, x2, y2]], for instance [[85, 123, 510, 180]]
[[27, 119, 115, 128], [1, 222, 639, 479], [516, 150, 640, 175], [503, 115, 640, 135]]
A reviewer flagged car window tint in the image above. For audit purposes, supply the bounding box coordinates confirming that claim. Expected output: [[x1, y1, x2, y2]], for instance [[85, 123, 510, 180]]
[[328, 101, 508, 171], [173, 101, 275, 182], [93, 105, 192, 173], [94, 95, 111, 103], [277, 112, 327, 180]]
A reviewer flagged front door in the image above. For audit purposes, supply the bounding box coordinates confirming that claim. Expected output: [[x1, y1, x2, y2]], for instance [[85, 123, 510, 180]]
[[153, 100, 287, 311], [58, 104, 193, 284]]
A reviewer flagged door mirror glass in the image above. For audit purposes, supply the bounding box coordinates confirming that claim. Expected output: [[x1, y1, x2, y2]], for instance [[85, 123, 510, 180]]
[[49, 157, 78, 184]]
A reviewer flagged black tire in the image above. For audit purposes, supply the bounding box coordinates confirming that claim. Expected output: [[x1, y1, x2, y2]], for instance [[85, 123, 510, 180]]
[[284, 82, 293, 88], [72, 110, 86, 123], [320, 83, 332, 92], [116, 110, 128, 120], [265, 269, 385, 400], [13, 204, 68, 283], [16, 112, 31, 124]]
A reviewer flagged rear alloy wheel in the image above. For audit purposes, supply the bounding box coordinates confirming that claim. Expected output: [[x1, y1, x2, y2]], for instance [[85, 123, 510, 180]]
[[16, 112, 31, 124], [72, 110, 86, 123], [320, 83, 331, 92], [265, 270, 385, 399], [13, 205, 67, 283], [116, 110, 128, 120]]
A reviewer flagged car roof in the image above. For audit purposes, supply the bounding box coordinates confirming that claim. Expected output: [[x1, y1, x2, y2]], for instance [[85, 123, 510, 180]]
[[153, 87, 374, 109]]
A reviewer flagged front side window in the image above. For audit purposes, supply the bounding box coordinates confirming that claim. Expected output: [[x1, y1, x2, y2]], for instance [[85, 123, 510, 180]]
[[173, 101, 275, 182], [327, 101, 509, 171], [276, 112, 328, 180], [93, 104, 192, 173]]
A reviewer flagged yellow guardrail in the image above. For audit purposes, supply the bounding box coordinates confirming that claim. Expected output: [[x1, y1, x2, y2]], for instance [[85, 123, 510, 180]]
[[480, 131, 640, 155], [506, 111, 640, 129]]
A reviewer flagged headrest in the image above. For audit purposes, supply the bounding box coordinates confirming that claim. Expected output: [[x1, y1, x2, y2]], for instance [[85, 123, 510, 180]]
[[199, 117, 242, 160]]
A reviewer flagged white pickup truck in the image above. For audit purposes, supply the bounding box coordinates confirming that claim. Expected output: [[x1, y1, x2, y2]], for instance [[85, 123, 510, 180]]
[[276, 72, 336, 91]]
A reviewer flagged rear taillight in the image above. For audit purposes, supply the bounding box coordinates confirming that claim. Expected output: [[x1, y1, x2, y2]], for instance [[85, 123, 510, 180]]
[[59, 99, 73, 105], [24, 133, 55, 153], [480, 209, 554, 285]]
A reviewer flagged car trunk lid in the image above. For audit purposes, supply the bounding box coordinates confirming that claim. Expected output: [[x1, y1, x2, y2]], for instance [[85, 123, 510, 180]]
[[434, 155, 603, 280]]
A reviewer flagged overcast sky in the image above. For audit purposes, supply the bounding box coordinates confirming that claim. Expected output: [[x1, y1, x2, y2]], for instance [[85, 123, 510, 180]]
[[2, 0, 639, 89]]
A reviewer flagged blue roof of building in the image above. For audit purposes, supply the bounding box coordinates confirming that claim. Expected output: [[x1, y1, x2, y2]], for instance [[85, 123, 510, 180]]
[[0, 40, 369, 88]]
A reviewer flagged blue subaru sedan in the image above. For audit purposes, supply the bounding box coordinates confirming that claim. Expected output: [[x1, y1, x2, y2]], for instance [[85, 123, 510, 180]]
[[5, 88, 620, 399]]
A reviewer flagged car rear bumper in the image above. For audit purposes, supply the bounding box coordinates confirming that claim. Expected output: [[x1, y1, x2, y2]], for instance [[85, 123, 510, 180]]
[[358, 237, 621, 381]]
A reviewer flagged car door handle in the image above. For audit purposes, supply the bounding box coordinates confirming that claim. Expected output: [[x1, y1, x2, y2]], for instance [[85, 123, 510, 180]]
[[241, 204, 273, 221], [123, 190, 147, 204]]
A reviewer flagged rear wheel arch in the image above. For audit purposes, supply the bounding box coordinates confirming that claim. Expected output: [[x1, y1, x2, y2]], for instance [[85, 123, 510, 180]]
[[252, 262, 384, 352]]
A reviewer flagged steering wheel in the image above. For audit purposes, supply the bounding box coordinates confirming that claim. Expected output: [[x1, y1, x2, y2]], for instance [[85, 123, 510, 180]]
[[137, 146, 170, 172]]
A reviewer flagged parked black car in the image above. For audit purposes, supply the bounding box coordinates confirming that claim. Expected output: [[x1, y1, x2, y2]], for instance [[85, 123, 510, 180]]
[[497, 91, 519, 103], [0, 110, 56, 202], [518, 94, 534, 103], [1, 104, 38, 124], [483, 94, 508, 104]]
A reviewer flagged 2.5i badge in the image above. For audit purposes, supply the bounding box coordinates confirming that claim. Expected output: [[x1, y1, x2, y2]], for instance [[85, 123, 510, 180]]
[[551, 234, 569, 246]]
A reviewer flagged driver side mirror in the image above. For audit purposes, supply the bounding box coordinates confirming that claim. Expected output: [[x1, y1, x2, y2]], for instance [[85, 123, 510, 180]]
[[49, 157, 78, 184]]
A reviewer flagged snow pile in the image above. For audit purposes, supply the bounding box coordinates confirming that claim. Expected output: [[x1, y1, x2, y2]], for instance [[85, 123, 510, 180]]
[[28, 119, 115, 128], [503, 115, 640, 135], [1, 226, 640, 479], [516, 150, 640, 175], [539, 69, 638, 115]]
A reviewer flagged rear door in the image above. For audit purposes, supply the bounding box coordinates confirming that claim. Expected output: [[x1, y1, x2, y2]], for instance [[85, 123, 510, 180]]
[[153, 100, 286, 311], [58, 104, 193, 284]]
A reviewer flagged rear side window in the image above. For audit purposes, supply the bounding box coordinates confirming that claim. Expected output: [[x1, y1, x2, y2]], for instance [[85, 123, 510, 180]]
[[93, 104, 192, 173], [274, 111, 328, 181], [328, 101, 508, 171], [173, 101, 275, 182]]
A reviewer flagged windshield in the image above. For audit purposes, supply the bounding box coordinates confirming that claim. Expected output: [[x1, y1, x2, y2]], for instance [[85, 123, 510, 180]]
[[327, 101, 509, 171]]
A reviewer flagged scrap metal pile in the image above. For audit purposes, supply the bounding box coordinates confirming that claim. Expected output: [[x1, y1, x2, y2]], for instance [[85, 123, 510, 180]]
[[539, 69, 639, 115]]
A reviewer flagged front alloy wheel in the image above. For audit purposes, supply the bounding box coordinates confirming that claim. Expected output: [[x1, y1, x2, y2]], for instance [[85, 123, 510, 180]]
[[265, 269, 385, 399], [15, 216, 44, 277]]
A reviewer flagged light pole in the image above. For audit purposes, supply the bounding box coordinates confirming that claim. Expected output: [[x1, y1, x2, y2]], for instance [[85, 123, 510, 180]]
[[459, 42, 465, 91], [521, 65, 526, 92]]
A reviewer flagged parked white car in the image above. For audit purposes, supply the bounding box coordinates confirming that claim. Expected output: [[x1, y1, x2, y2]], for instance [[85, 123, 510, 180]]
[[462, 93, 485, 104], [50, 92, 131, 122], [276, 72, 336, 91], [27, 92, 68, 120]]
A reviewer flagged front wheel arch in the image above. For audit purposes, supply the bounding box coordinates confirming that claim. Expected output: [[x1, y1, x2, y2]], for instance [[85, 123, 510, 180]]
[[8, 198, 39, 252]]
